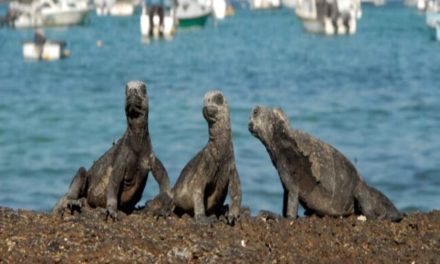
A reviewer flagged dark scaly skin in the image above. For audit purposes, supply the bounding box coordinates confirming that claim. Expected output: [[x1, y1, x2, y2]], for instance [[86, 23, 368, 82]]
[[52, 81, 171, 219], [172, 91, 242, 223], [248, 106, 402, 222]]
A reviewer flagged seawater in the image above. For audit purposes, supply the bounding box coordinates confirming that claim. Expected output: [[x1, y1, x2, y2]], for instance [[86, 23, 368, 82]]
[[0, 3, 439, 214]]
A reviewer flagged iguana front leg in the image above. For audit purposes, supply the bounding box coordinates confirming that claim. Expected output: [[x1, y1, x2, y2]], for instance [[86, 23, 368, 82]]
[[279, 167, 299, 219], [150, 154, 171, 196], [227, 165, 242, 223], [283, 184, 299, 219], [52, 167, 88, 215], [106, 165, 125, 220], [191, 158, 212, 223]]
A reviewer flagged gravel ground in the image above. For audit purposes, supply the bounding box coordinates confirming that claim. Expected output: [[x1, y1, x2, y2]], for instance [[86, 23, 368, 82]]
[[0, 207, 439, 263]]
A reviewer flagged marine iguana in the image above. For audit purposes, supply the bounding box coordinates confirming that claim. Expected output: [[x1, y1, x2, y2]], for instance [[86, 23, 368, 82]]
[[248, 106, 402, 222], [171, 91, 242, 223], [53, 81, 171, 219]]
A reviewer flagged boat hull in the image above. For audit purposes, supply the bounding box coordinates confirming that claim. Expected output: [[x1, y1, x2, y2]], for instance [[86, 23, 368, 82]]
[[22, 41, 68, 61], [212, 0, 226, 20], [299, 16, 324, 33], [361, 0, 385, 6], [178, 13, 210, 27], [140, 13, 176, 38], [295, 0, 358, 36], [42, 10, 88, 27], [251, 0, 281, 9], [436, 24, 440, 41], [426, 8, 440, 28], [176, 0, 212, 28], [109, 3, 135, 16], [281, 0, 296, 8], [14, 10, 88, 28], [14, 14, 43, 28]]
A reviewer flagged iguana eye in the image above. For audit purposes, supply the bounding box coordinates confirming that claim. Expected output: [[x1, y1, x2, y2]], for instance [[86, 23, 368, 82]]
[[253, 108, 259, 116]]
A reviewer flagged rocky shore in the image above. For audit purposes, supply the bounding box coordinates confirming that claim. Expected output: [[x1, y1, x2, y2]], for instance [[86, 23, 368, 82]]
[[0, 207, 439, 263]]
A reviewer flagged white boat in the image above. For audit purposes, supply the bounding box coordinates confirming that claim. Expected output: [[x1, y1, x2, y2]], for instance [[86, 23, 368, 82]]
[[426, 0, 440, 27], [95, 0, 136, 16], [23, 40, 69, 60], [109, 1, 135, 16], [95, 0, 111, 15], [140, 0, 176, 38], [250, 0, 281, 9], [212, 0, 226, 19], [96, 6, 110, 15], [295, 0, 360, 35], [417, 0, 427, 11], [427, 2, 440, 40], [9, 0, 88, 28], [404, 0, 419, 7], [281, 0, 297, 8], [176, 0, 212, 28], [404, 0, 416, 6], [435, 18, 440, 41]]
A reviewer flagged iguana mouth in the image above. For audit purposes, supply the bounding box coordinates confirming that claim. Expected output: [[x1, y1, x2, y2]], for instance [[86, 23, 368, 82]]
[[126, 103, 143, 119], [248, 121, 257, 136], [203, 106, 218, 122]]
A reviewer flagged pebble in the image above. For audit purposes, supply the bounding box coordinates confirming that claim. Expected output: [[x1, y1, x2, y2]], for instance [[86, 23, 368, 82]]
[[357, 215, 367, 222]]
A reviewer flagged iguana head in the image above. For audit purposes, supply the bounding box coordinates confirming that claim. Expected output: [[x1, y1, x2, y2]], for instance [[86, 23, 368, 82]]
[[202, 90, 229, 125], [248, 105, 289, 144], [125, 81, 148, 130]]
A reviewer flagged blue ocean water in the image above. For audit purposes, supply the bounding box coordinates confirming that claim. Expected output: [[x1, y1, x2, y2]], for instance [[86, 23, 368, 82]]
[[0, 3, 439, 215]]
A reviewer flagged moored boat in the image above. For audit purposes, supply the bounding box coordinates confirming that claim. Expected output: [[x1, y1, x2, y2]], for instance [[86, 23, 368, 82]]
[[281, 0, 296, 8], [250, 0, 281, 9], [140, 0, 177, 38], [426, 0, 440, 28], [95, 0, 112, 15], [109, 0, 135, 16], [435, 20, 440, 41], [404, 0, 418, 7], [212, 0, 226, 20], [23, 40, 70, 60], [176, 0, 211, 27], [8, 0, 88, 28], [426, 1, 440, 40], [417, 0, 427, 11], [295, 0, 360, 35]]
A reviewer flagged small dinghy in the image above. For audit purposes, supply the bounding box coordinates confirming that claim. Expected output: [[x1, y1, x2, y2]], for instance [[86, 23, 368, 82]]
[[22, 40, 70, 61]]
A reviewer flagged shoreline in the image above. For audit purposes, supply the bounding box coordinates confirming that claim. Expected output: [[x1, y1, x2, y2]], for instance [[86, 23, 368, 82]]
[[1, 207, 439, 262]]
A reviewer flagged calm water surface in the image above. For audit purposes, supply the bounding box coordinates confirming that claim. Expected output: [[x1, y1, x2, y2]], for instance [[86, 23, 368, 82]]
[[0, 3, 439, 214]]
